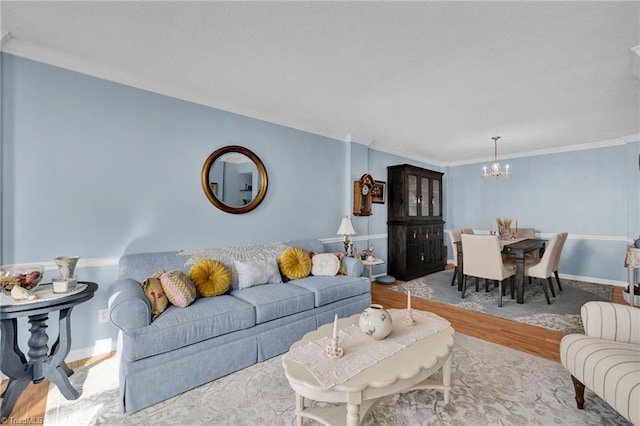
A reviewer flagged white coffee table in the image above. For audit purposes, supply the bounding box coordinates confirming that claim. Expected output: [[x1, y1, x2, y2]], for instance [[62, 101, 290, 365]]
[[282, 309, 454, 426]]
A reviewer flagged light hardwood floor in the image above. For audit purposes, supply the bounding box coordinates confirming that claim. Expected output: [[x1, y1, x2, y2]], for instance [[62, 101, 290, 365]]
[[0, 274, 629, 422]]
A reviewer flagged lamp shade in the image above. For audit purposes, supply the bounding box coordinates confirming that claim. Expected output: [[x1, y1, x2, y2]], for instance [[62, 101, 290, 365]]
[[336, 216, 357, 236]]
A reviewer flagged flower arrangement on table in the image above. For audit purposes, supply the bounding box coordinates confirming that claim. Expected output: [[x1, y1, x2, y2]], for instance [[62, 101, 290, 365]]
[[496, 217, 518, 240]]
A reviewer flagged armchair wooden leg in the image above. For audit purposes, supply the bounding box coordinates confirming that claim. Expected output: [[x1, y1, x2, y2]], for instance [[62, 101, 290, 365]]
[[474, 277, 480, 292], [570, 375, 585, 409], [498, 280, 503, 307]]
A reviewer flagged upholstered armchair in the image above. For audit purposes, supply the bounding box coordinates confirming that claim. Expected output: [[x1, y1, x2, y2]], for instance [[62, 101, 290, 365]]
[[560, 301, 640, 425]]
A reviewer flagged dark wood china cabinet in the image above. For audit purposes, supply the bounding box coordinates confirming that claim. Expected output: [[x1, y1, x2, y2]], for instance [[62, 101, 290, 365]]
[[387, 164, 445, 280]]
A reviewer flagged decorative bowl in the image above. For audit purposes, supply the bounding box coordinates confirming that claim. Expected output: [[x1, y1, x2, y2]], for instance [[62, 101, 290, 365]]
[[0, 264, 45, 295]]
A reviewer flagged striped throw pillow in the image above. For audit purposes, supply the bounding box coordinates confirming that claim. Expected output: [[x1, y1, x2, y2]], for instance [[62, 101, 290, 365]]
[[160, 270, 197, 307]]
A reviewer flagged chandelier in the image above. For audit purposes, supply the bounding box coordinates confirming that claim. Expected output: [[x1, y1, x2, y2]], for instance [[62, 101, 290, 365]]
[[482, 136, 510, 179]]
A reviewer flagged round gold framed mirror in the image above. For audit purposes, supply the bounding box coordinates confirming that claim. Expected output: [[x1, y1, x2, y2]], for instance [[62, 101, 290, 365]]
[[201, 145, 268, 214]]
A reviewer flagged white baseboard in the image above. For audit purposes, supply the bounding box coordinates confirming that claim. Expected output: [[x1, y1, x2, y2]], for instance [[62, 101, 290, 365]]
[[445, 260, 627, 287]]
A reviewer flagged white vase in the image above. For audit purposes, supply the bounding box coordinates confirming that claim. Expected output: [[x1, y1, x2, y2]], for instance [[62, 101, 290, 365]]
[[54, 256, 80, 280], [359, 304, 393, 340]]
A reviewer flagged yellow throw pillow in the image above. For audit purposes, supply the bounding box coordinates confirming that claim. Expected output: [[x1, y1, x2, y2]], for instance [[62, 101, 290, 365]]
[[279, 247, 312, 280], [188, 259, 231, 297]]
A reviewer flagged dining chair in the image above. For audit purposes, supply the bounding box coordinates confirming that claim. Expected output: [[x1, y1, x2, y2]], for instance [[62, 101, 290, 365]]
[[447, 229, 462, 287], [460, 234, 515, 307], [461, 228, 474, 234], [523, 233, 564, 304], [515, 228, 536, 238], [550, 232, 568, 292]]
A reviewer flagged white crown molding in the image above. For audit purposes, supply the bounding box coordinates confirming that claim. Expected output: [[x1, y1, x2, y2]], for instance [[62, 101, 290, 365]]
[[0, 37, 351, 144], [345, 134, 374, 146], [366, 143, 446, 168], [2, 37, 636, 168], [446, 137, 631, 167]]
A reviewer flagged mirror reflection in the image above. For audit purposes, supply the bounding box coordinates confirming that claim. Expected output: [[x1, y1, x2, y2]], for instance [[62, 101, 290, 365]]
[[209, 153, 260, 207], [201, 146, 268, 214]]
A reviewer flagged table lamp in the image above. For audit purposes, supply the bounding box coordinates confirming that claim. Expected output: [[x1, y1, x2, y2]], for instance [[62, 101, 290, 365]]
[[336, 216, 357, 254]]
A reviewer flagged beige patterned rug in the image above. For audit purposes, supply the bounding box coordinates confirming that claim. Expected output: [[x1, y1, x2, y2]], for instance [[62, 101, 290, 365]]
[[44, 333, 630, 426]]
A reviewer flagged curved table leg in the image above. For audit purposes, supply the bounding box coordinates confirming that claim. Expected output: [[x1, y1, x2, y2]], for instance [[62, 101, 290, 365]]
[[42, 307, 79, 400], [0, 319, 32, 419], [49, 308, 75, 378]]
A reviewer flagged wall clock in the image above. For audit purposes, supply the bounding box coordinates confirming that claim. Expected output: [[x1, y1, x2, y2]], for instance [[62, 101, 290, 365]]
[[353, 173, 374, 216]]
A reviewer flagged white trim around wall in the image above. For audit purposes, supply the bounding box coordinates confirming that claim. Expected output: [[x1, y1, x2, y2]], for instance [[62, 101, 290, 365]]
[[4, 232, 630, 270], [448, 230, 634, 243]]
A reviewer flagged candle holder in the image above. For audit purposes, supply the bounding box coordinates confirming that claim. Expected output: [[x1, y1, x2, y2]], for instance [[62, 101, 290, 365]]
[[403, 310, 417, 326], [325, 337, 344, 359], [403, 290, 417, 325]]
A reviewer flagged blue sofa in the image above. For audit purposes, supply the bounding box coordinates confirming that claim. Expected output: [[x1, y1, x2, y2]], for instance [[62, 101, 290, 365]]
[[108, 239, 371, 413]]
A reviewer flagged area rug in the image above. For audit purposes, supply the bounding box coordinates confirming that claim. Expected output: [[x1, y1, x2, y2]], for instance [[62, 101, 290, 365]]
[[390, 269, 613, 334], [44, 333, 630, 426]]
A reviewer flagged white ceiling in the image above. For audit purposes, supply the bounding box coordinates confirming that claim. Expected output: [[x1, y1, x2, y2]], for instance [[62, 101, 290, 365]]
[[1, 1, 639, 165]]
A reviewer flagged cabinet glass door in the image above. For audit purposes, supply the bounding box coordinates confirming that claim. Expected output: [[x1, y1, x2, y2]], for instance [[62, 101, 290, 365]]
[[408, 174, 417, 216], [420, 177, 430, 217], [432, 179, 440, 216]]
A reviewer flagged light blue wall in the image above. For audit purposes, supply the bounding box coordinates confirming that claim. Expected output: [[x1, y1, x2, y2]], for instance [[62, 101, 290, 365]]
[[0, 54, 371, 353], [445, 142, 640, 283], [1, 53, 638, 357]]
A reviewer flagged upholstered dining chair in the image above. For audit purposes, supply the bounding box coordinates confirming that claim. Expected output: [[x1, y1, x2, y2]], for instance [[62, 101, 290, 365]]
[[550, 232, 568, 292], [515, 228, 536, 238], [460, 234, 515, 307], [447, 229, 462, 287], [523, 233, 564, 304], [461, 228, 474, 234]]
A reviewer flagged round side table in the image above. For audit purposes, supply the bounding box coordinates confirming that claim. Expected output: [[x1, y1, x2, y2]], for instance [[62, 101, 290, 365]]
[[361, 257, 384, 281], [0, 281, 98, 419]]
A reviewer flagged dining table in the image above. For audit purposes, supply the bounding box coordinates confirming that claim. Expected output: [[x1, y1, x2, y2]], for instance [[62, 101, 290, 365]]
[[454, 237, 547, 304]]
